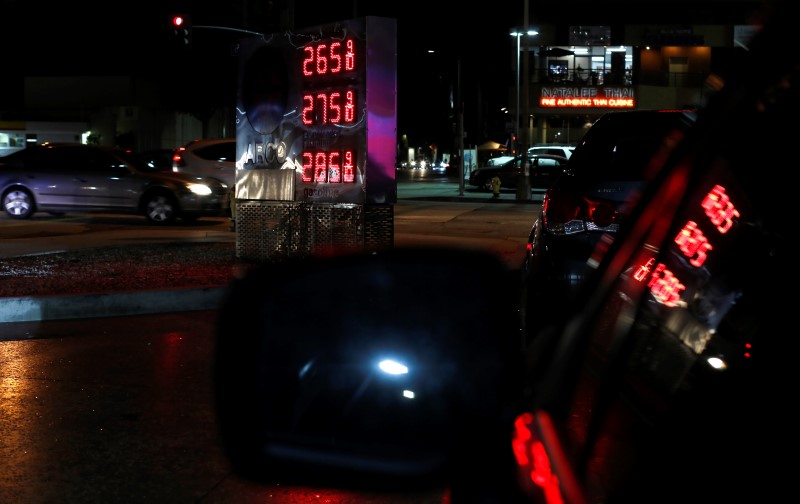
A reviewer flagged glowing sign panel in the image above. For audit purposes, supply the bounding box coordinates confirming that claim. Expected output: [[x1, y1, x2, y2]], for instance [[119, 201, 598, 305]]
[[634, 184, 740, 307], [236, 16, 396, 204], [539, 86, 636, 109]]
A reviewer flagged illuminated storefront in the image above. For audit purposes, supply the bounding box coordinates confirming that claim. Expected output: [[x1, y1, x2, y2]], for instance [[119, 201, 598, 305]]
[[522, 22, 753, 146]]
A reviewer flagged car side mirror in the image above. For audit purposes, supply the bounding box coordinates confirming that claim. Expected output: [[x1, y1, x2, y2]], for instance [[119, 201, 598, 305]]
[[214, 247, 523, 493]]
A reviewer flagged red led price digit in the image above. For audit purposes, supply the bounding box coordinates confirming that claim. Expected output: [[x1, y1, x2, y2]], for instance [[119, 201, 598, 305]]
[[343, 150, 355, 182], [329, 92, 341, 123], [701, 184, 739, 233], [314, 152, 327, 182], [328, 152, 341, 183], [674, 220, 712, 267], [329, 42, 342, 73], [647, 263, 685, 308], [301, 152, 313, 182], [315, 93, 328, 124], [302, 46, 315, 77], [344, 90, 355, 122], [345, 39, 355, 71], [315, 44, 328, 75]]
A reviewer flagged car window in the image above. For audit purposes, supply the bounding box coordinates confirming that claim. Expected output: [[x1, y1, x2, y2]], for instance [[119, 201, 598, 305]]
[[568, 110, 696, 180], [74, 147, 117, 172], [533, 157, 561, 167], [25, 147, 83, 171], [195, 142, 235, 162], [534, 148, 565, 157]]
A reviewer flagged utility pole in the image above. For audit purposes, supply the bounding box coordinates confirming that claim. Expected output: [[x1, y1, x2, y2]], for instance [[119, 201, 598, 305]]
[[517, 0, 532, 201], [458, 58, 465, 196]]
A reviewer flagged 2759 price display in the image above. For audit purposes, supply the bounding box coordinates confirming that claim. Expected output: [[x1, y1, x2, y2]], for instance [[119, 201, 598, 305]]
[[300, 37, 361, 185]]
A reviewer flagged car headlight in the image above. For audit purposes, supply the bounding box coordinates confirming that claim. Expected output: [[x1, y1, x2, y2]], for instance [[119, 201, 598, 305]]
[[187, 183, 213, 196]]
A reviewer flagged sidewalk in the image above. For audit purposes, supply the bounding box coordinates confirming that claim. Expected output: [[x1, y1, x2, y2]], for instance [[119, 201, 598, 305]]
[[396, 178, 543, 203]]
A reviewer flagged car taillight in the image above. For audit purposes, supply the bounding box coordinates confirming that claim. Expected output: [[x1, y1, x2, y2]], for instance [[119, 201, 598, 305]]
[[586, 199, 617, 227], [542, 190, 581, 224], [542, 190, 619, 235], [513, 412, 586, 504], [172, 151, 186, 168]]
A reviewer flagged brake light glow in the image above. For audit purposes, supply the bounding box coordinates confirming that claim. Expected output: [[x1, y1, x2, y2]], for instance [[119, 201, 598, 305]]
[[512, 412, 586, 504], [172, 152, 185, 169], [542, 190, 619, 235]]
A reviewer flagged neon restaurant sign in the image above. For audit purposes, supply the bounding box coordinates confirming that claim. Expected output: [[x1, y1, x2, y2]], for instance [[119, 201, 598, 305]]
[[539, 86, 636, 108]]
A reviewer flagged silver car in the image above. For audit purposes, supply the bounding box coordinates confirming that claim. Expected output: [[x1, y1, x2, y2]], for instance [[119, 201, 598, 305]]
[[0, 143, 227, 224]]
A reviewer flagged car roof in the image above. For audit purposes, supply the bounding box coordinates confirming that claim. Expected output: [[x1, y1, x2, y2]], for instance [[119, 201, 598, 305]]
[[181, 138, 235, 149]]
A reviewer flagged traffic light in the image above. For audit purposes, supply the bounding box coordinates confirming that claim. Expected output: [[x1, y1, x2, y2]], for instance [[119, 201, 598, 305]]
[[170, 14, 192, 48]]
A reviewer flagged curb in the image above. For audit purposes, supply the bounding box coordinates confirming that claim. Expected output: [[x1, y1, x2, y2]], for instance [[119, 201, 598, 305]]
[[0, 287, 227, 325]]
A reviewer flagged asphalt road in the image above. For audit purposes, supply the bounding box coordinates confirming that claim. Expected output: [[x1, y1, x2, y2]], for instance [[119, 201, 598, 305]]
[[0, 311, 451, 504], [0, 176, 538, 503]]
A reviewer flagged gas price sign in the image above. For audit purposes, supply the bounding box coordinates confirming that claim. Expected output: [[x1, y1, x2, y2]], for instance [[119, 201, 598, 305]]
[[299, 37, 359, 185], [235, 17, 397, 204]]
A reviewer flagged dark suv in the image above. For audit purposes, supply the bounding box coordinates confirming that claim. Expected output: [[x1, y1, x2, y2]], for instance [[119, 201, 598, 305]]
[[520, 109, 697, 340], [514, 13, 794, 499]]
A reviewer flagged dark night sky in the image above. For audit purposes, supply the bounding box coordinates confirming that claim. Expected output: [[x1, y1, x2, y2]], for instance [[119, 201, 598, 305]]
[[0, 0, 522, 146], [0, 0, 769, 150]]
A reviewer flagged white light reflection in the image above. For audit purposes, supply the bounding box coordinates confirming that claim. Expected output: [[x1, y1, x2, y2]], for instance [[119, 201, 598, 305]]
[[706, 356, 727, 370], [378, 359, 408, 375]]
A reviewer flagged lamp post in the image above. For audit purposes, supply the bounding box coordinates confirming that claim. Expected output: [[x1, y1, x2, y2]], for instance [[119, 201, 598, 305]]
[[457, 58, 465, 196], [510, 29, 538, 154], [510, 28, 537, 200], [513, 32, 521, 153]]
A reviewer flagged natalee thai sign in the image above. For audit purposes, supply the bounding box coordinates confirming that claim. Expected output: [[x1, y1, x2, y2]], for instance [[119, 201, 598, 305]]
[[539, 86, 635, 108]]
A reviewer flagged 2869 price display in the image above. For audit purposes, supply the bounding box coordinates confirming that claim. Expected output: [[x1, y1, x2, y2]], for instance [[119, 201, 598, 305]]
[[301, 149, 356, 184]]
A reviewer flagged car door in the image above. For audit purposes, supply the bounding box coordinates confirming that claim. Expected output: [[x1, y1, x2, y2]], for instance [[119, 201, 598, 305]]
[[67, 146, 141, 210], [19, 148, 83, 208]]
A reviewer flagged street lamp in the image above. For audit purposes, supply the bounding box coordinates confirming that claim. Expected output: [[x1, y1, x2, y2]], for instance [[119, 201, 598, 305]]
[[510, 29, 538, 154]]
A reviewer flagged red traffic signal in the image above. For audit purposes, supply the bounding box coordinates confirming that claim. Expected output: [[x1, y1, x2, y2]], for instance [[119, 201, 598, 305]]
[[169, 14, 192, 48]]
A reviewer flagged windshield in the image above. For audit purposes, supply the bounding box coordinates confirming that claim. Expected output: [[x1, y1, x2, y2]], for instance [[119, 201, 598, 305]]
[[568, 110, 697, 180]]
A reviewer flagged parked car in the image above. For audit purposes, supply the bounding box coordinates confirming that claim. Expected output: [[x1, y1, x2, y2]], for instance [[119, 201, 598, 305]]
[[520, 109, 697, 340], [486, 155, 515, 166], [468, 153, 569, 191], [0, 143, 227, 224], [171, 138, 236, 188], [526, 144, 574, 159], [514, 9, 794, 500], [136, 148, 176, 171]]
